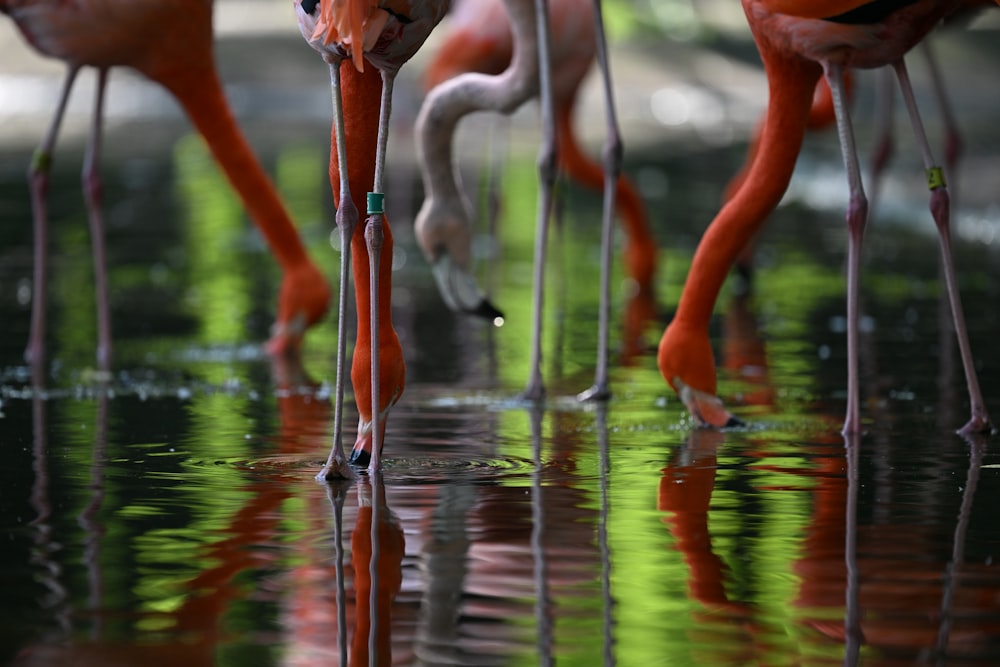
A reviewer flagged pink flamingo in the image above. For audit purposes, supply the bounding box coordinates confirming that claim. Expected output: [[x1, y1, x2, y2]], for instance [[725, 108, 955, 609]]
[[657, 0, 992, 434], [1, 0, 332, 370]]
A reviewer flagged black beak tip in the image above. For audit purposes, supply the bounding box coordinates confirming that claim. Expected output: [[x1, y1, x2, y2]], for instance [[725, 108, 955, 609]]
[[471, 299, 504, 322], [349, 448, 371, 468]]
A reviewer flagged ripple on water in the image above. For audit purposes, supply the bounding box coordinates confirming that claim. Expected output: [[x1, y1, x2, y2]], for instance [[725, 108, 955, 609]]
[[220, 451, 544, 486]]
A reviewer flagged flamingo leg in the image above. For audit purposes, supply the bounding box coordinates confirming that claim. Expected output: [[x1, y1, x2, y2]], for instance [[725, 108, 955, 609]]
[[823, 61, 868, 435], [363, 69, 396, 474], [578, 0, 623, 403], [318, 60, 358, 482], [891, 59, 990, 435], [522, 0, 557, 402], [82, 68, 112, 372], [919, 42, 962, 203], [867, 66, 894, 217], [26, 66, 80, 369]]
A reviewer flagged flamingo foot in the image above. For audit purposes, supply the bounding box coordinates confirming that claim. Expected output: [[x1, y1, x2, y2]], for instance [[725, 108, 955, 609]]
[[577, 383, 611, 403], [316, 456, 357, 482], [674, 377, 743, 429], [957, 412, 993, 438]]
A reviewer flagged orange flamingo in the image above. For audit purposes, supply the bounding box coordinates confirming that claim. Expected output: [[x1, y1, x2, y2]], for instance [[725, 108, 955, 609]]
[[420, 0, 658, 361], [1, 0, 331, 370], [657, 0, 992, 435], [295, 0, 448, 476]]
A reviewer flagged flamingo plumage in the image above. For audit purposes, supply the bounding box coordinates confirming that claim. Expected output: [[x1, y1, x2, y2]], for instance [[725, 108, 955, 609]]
[[657, 0, 992, 435], [421, 0, 657, 361], [1, 0, 331, 369], [296, 0, 449, 477]]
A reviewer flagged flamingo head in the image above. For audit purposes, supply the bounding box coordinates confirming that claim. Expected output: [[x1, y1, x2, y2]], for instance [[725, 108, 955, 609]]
[[414, 194, 504, 324], [349, 334, 406, 468], [267, 262, 331, 356], [658, 319, 742, 428]]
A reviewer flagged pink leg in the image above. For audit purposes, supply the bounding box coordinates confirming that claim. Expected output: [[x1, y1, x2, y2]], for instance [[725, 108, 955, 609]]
[[867, 67, 894, 217], [918, 41, 962, 203], [522, 0, 558, 401], [578, 0, 622, 403], [26, 67, 80, 369], [364, 68, 396, 475], [318, 60, 357, 482], [892, 60, 990, 435], [83, 69, 112, 372], [824, 61, 868, 435]]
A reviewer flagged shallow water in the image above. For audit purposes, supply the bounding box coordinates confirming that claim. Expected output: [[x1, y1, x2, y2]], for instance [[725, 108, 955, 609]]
[[3, 55, 1000, 667]]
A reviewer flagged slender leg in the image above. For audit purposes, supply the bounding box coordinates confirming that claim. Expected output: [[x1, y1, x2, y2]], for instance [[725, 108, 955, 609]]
[[82, 68, 112, 372], [824, 62, 868, 435], [919, 41, 962, 204], [26, 66, 80, 369], [578, 0, 623, 403], [867, 67, 894, 218], [319, 60, 358, 481], [364, 69, 395, 475], [522, 0, 557, 401], [322, 482, 350, 667], [892, 60, 990, 435]]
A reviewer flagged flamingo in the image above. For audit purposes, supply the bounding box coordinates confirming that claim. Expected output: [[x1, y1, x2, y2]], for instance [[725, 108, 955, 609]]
[[415, 0, 624, 400], [421, 0, 658, 362], [657, 0, 992, 435], [1, 0, 331, 370], [295, 0, 449, 477]]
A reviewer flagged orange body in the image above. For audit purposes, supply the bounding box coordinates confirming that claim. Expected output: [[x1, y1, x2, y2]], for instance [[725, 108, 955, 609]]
[[330, 62, 406, 456], [1, 0, 330, 354]]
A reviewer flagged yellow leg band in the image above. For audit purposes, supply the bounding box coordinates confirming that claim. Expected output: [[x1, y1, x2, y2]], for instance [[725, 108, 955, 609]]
[[927, 166, 947, 190]]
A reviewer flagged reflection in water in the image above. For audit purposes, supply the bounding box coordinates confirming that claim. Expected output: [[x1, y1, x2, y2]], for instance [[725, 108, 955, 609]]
[[3, 84, 1000, 665]]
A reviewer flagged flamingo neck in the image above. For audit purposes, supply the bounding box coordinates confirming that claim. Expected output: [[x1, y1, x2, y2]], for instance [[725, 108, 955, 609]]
[[415, 0, 540, 205], [674, 45, 821, 328], [159, 66, 310, 271]]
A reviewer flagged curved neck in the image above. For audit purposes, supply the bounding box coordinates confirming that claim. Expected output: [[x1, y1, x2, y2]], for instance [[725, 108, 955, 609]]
[[675, 45, 821, 328], [160, 66, 309, 270], [415, 0, 539, 204]]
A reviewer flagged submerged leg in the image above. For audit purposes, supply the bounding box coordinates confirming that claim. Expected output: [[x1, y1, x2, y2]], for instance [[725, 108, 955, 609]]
[[578, 0, 623, 403], [319, 60, 358, 482], [522, 0, 557, 402], [892, 60, 990, 435], [83, 68, 112, 372], [824, 62, 867, 435], [26, 66, 80, 369]]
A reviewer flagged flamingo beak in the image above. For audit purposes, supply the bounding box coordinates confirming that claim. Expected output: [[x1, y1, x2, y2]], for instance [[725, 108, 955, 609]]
[[430, 255, 505, 326], [673, 377, 743, 429], [265, 312, 308, 357], [349, 417, 389, 469]]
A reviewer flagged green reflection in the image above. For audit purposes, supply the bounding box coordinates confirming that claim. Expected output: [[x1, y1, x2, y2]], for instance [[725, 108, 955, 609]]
[[174, 133, 255, 353]]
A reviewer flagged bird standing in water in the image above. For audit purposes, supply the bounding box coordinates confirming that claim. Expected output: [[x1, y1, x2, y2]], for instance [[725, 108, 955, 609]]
[[295, 0, 449, 477], [1, 0, 331, 370], [416, 0, 624, 401], [421, 0, 657, 362], [657, 0, 992, 435]]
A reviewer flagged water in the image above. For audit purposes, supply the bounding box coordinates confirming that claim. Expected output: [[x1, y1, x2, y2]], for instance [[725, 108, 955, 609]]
[[3, 32, 1000, 667]]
